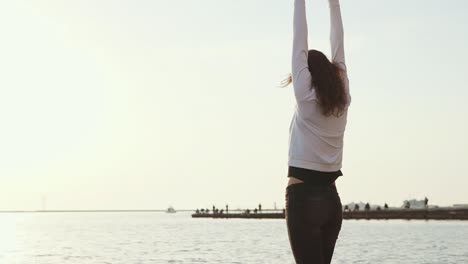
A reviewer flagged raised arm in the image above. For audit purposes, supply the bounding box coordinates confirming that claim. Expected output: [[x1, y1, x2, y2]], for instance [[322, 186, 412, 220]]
[[292, 0, 312, 101], [329, 0, 346, 71]]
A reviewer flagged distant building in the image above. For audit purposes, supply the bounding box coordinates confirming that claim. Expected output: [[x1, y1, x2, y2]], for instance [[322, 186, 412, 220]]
[[453, 204, 468, 208]]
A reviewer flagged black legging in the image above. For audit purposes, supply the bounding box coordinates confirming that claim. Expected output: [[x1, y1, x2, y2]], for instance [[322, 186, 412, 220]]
[[285, 183, 343, 264]]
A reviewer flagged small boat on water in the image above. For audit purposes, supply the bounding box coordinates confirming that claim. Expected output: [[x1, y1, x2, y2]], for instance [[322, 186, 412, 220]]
[[166, 206, 176, 213]]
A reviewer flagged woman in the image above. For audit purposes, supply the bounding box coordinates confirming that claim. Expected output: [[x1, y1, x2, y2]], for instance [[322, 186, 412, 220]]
[[284, 0, 350, 263]]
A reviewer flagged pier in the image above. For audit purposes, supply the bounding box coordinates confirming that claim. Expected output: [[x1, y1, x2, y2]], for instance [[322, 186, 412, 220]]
[[192, 207, 468, 220]]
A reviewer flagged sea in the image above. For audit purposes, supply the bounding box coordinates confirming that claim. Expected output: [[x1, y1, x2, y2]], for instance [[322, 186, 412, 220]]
[[1, 212, 467, 264]]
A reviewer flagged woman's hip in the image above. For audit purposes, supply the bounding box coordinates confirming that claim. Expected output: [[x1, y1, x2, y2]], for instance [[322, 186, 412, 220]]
[[285, 183, 342, 217]]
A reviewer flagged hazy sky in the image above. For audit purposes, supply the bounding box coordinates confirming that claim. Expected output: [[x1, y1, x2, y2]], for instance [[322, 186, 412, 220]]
[[1, 0, 467, 210]]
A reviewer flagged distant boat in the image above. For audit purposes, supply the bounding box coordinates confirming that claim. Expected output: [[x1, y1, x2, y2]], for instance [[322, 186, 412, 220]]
[[166, 206, 176, 213]]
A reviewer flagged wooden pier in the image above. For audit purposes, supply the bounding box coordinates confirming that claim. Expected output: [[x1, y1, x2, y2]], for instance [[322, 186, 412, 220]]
[[192, 208, 468, 220]]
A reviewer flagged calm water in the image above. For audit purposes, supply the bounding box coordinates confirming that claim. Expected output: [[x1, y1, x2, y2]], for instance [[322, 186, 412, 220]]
[[1, 212, 467, 264]]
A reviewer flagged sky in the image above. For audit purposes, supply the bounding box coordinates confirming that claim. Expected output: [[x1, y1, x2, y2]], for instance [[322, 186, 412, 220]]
[[1, 0, 467, 211]]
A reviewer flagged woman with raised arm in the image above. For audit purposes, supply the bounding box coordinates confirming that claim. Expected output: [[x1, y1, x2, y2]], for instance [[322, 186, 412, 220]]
[[284, 0, 350, 263]]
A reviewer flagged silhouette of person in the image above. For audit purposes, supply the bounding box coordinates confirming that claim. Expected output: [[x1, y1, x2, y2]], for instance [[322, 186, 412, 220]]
[[365, 203, 370, 211]]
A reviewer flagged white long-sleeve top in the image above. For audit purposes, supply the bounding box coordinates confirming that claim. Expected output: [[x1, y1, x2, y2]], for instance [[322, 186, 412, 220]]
[[288, 0, 351, 172]]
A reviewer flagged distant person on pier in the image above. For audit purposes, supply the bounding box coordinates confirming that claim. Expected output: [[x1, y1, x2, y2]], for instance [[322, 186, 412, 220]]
[[404, 201, 411, 209], [283, 0, 350, 263], [354, 204, 360, 211], [365, 203, 370, 211]]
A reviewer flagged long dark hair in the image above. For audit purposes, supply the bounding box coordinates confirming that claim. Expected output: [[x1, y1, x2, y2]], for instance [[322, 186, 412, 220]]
[[282, 50, 348, 117]]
